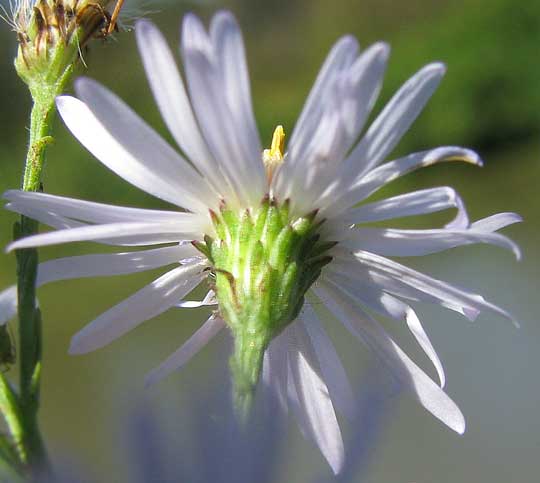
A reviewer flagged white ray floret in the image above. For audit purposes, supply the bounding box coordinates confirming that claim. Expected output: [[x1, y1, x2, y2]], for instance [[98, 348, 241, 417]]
[[312, 281, 466, 434]]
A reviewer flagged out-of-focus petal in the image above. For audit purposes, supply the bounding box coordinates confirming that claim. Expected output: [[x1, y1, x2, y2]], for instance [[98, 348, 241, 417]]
[[0, 285, 17, 326]]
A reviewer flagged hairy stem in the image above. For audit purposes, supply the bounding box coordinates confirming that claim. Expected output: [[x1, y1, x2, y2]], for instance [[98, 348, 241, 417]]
[[15, 88, 57, 475], [1, 83, 62, 476], [230, 331, 267, 422]]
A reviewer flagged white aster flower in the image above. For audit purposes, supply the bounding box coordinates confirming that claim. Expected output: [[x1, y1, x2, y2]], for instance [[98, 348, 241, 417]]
[[2, 11, 521, 474]]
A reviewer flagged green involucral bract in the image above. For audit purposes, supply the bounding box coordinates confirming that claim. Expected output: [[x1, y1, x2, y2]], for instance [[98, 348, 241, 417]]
[[195, 197, 335, 416]]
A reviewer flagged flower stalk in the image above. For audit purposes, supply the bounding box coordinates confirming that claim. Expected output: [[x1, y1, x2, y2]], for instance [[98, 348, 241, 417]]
[[6, 61, 68, 483]]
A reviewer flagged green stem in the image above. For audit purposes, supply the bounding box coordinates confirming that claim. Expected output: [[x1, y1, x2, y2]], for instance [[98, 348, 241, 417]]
[[230, 330, 268, 422], [7, 85, 59, 477], [22, 87, 56, 192]]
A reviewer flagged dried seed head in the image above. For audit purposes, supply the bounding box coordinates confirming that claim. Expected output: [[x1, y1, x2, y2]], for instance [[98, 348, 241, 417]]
[[10, 0, 124, 87]]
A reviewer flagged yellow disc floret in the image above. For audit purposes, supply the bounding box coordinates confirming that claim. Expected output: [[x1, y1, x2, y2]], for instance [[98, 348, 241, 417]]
[[262, 125, 285, 181]]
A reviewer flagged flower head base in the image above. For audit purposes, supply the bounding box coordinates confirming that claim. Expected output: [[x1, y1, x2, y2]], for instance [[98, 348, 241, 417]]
[[199, 193, 334, 414]]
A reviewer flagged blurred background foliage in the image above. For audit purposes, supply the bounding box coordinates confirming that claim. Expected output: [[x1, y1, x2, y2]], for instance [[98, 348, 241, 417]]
[[0, 0, 539, 482]]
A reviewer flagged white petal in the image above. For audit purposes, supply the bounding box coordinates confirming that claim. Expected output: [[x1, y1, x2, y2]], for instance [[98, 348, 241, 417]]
[[330, 253, 480, 320], [75, 78, 220, 211], [36, 245, 199, 286], [74, 78, 219, 209], [174, 48, 244, 206], [339, 42, 390, 147], [210, 12, 264, 173], [404, 306, 446, 387], [145, 314, 225, 386], [470, 212, 523, 232], [347, 250, 518, 326], [340, 63, 446, 182], [175, 289, 217, 308], [4, 190, 192, 224], [300, 302, 356, 419], [344, 226, 521, 259], [286, 112, 344, 216], [5, 202, 205, 247], [6, 222, 202, 252], [444, 192, 469, 229], [321, 146, 482, 218], [181, 14, 264, 207], [5, 202, 84, 231], [0, 246, 201, 327], [56, 94, 211, 214], [305, 43, 391, 189], [287, 322, 345, 474], [0, 285, 17, 326], [313, 281, 465, 434], [289, 35, 359, 160], [69, 262, 206, 354], [272, 35, 359, 201], [323, 270, 445, 388], [286, 44, 390, 217], [135, 19, 224, 195], [287, 362, 309, 439], [340, 186, 469, 227]]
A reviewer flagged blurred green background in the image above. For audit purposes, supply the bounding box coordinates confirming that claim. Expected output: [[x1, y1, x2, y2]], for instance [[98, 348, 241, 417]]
[[1, 0, 539, 481]]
